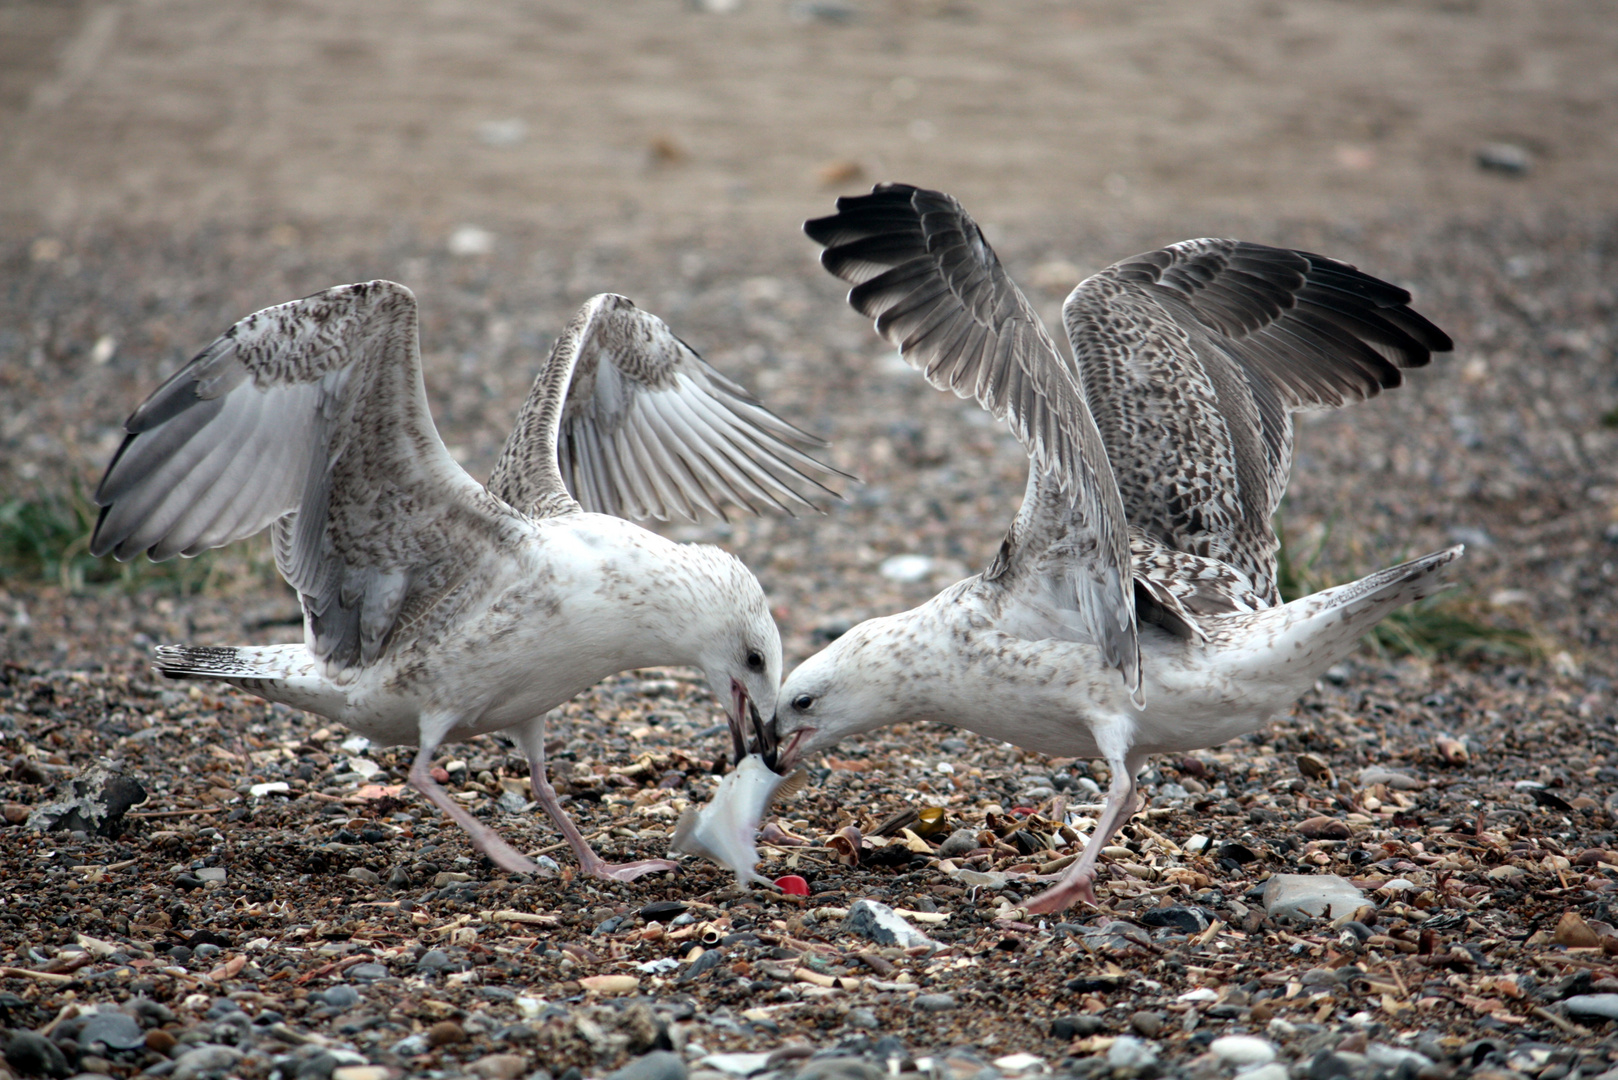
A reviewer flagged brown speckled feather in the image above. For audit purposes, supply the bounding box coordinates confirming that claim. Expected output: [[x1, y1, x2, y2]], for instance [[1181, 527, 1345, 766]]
[[1066, 240, 1451, 601]]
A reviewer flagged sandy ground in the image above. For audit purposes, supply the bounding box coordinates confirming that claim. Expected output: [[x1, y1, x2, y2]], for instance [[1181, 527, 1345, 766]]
[[3, 2, 1618, 1077]]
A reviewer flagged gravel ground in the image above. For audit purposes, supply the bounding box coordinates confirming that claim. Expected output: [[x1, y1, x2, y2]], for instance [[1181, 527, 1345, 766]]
[[4, 2, 1618, 1079]]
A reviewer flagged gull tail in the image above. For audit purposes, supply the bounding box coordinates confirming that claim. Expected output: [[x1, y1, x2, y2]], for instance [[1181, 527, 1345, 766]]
[[153, 643, 347, 716], [1208, 545, 1464, 686]]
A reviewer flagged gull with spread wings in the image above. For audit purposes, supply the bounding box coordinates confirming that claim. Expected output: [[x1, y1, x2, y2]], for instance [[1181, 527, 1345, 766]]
[[766, 184, 1461, 912], [92, 282, 841, 882]]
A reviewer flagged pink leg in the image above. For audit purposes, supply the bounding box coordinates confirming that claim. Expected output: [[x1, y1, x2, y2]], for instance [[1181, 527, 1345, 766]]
[[1024, 753, 1142, 914], [408, 744, 542, 875], [513, 717, 676, 883]]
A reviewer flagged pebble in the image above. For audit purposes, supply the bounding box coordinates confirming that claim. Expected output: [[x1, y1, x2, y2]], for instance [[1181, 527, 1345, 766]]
[[1139, 906, 1214, 933], [1209, 1035, 1276, 1066], [332, 1068, 395, 1080], [1263, 873, 1366, 921], [1240, 1066, 1291, 1080], [798, 1059, 884, 1080], [1356, 766, 1425, 790], [1106, 1035, 1159, 1075], [841, 898, 939, 950], [1051, 1015, 1104, 1039], [320, 984, 361, 1010], [171, 1044, 243, 1080], [4, 1031, 70, 1078], [580, 974, 641, 995], [147, 1029, 180, 1054], [913, 994, 957, 1012], [937, 829, 980, 857], [346, 962, 389, 981], [195, 867, 227, 883], [75, 1010, 146, 1050], [469, 1052, 532, 1080], [1129, 1010, 1164, 1038], [1477, 142, 1532, 176], [347, 867, 380, 886], [606, 1051, 689, 1080], [1564, 994, 1618, 1020], [427, 1020, 466, 1046]]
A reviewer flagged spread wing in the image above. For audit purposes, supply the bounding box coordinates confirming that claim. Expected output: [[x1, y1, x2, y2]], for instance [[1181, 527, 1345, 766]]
[[91, 280, 521, 672], [1064, 240, 1451, 601], [806, 183, 1140, 699], [488, 293, 843, 522]]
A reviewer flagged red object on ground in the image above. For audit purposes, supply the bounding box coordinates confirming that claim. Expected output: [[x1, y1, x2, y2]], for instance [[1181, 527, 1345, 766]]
[[774, 875, 810, 896]]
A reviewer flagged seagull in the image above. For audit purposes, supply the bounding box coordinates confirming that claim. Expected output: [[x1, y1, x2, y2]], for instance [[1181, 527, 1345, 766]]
[[91, 281, 842, 882], [765, 183, 1461, 912]]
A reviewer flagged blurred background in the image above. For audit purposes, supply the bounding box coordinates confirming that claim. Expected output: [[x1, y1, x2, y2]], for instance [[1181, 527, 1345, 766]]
[[2, 0, 1615, 673]]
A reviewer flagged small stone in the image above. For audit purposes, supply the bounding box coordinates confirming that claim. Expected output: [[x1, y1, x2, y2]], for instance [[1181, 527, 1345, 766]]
[[1106, 1035, 1158, 1075], [579, 974, 640, 995], [913, 994, 957, 1012], [1297, 816, 1353, 840], [1210, 1036, 1276, 1066], [847, 1008, 878, 1028], [321, 984, 361, 1010], [1357, 767, 1425, 790], [606, 1051, 689, 1080], [1240, 1067, 1291, 1080], [841, 898, 939, 950], [1139, 906, 1214, 933], [1052, 1015, 1104, 1040], [332, 1068, 395, 1080], [347, 867, 381, 886], [2, 803, 29, 824], [1477, 142, 1532, 176], [993, 1053, 1045, 1075], [1263, 873, 1366, 921], [639, 901, 689, 922], [1297, 754, 1334, 782], [1555, 911, 1601, 948], [76, 1010, 146, 1051], [147, 1029, 180, 1055], [469, 1053, 531, 1080], [1564, 994, 1618, 1020], [172, 1044, 243, 1080], [390, 1035, 429, 1056], [1129, 1010, 1164, 1038], [427, 1020, 466, 1047], [346, 962, 389, 982], [5, 1030, 70, 1078]]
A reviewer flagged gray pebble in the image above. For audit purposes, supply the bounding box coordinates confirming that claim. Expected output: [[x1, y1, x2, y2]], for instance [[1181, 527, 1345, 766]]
[[1477, 142, 1532, 176], [605, 1050, 687, 1080], [390, 1034, 430, 1056], [938, 829, 980, 858], [841, 899, 939, 950], [346, 962, 389, 982], [1129, 1011, 1164, 1038], [76, 1010, 146, 1051], [796, 1058, 886, 1080], [1565, 993, 1618, 1020], [195, 867, 227, 883], [321, 984, 361, 1010], [4, 1030, 70, 1078], [846, 1008, 879, 1029], [171, 1044, 243, 1080], [1106, 1035, 1158, 1075], [194, 943, 222, 960], [913, 994, 957, 1012], [347, 867, 381, 886], [682, 948, 726, 981]]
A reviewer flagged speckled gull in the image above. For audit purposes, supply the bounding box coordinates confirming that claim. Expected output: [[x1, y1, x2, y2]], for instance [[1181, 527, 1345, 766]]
[[90, 281, 842, 882], [766, 183, 1461, 913]]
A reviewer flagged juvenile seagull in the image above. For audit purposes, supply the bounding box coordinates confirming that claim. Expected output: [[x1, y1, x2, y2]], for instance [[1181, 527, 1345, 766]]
[[92, 281, 841, 882], [769, 183, 1461, 912]]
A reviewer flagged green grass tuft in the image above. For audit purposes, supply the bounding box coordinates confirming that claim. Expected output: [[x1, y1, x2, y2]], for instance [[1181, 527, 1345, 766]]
[[0, 480, 270, 595], [1275, 515, 1544, 663]]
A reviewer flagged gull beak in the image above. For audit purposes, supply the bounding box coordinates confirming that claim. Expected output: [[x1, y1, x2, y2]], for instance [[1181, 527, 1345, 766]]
[[772, 724, 810, 774], [749, 698, 779, 773], [727, 678, 750, 766]]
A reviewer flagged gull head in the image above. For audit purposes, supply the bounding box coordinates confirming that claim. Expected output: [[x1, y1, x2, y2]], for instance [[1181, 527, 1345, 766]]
[[686, 550, 785, 768], [769, 615, 908, 771]]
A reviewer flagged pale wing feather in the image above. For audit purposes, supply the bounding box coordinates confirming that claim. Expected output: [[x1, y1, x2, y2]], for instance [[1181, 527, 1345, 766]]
[[806, 183, 1140, 698], [488, 294, 842, 522], [92, 280, 519, 672], [1064, 239, 1451, 600]]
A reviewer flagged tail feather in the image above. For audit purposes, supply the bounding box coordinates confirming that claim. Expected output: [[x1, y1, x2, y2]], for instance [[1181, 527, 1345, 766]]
[[152, 643, 345, 716], [1210, 545, 1464, 683]]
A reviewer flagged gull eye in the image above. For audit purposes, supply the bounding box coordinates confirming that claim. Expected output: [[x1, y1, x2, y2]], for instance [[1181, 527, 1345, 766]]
[[792, 694, 814, 711], [746, 649, 765, 673]]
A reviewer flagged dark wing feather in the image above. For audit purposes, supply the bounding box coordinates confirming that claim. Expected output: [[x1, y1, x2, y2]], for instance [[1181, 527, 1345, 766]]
[[1065, 239, 1450, 600], [807, 184, 1140, 699]]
